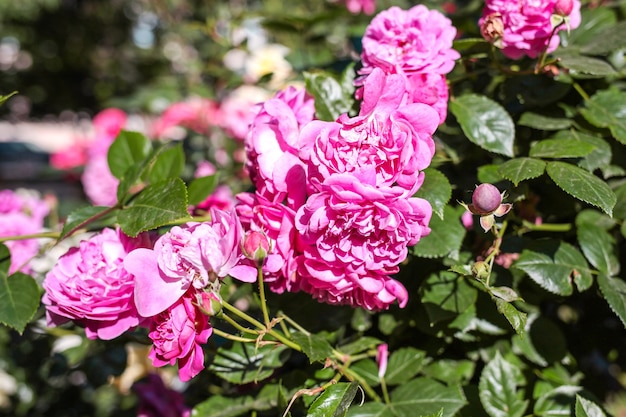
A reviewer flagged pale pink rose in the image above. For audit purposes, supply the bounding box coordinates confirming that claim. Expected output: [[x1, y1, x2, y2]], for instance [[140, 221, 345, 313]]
[[81, 155, 119, 206], [134, 374, 191, 417], [193, 185, 236, 214], [345, 0, 376, 15], [194, 160, 216, 177], [151, 98, 220, 139], [479, 0, 581, 59], [360, 5, 460, 77], [42, 228, 150, 340], [295, 174, 431, 310], [301, 69, 439, 193], [124, 209, 256, 317], [219, 86, 271, 141], [148, 289, 211, 382], [0, 189, 49, 223], [245, 86, 315, 206]]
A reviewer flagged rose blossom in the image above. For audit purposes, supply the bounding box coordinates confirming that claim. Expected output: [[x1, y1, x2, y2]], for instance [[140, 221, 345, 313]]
[[42, 228, 151, 340], [301, 69, 439, 193], [124, 208, 256, 317], [345, 0, 376, 15], [479, 0, 581, 59], [148, 289, 211, 382], [219, 85, 271, 141], [133, 373, 191, 417], [151, 98, 220, 140], [360, 5, 459, 77]]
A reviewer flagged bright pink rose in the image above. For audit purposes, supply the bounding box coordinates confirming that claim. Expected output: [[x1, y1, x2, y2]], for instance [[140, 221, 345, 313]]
[[93, 108, 127, 138], [151, 98, 220, 139], [42, 228, 150, 340], [192, 185, 236, 214], [405, 73, 450, 124], [345, 0, 376, 14], [134, 374, 191, 417], [360, 5, 460, 77], [50, 139, 90, 170], [148, 289, 211, 382], [479, 0, 581, 59], [124, 209, 256, 317], [245, 86, 315, 206], [295, 174, 432, 310], [301, 69, 439, 193]]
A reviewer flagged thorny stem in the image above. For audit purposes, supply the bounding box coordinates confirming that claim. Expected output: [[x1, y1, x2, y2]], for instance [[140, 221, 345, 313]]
[[535, 21, 565, 74]]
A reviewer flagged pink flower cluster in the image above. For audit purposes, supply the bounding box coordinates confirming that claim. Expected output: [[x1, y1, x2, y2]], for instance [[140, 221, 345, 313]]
[[0, 189, 50, 274], [358, 4, 460, 124], [42, 208, 255, 381], [479, 0, 581, 59], [238, 54, 439, 309]]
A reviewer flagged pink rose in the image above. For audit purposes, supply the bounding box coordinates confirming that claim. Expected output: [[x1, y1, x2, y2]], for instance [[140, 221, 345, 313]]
[[124, 209, 256, 317], [479, 0, 581, 59], [345, 0, 376, 15], [42, 228, 150, 340], [301, 69, 439, 193], [405, 73, 450, 124], [81, 155, 119, 206], [133, 374, 191, 417], [219, 86, 271, 141], [151, 98, 220, 139], [360, 5, 459, 77], [245, 86, 315, 206], [93, 108, 127, 139], [148, 289, 211, 382]]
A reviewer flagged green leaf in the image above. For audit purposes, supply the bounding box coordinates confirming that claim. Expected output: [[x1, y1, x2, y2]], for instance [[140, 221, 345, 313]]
[[546, 161, 616, 216], [208, 342, 289, 384], [580, 88, 626, 145], [549, 131, 611, 173], [478, 164, 505, 184], [576, 222, 618, 276], [107, 130, 152, 179], [613, 181, 626, 220], [385, 347, 426, 385], [518, 113, 572, 130], [597, 274, 626, 327], [346, 402, 392, 417], [556, 56, 616, 78], [529, 139, 595, 159], [568, 7, 617, 46], [0, 91, 17, 106], [350, 359, 380, 388], [414, 168, 451, 219], [421, 360, 475, 385], [304, 70, 354, 121], [0, 244, 40, 334], [291, 331, 334, 363], [117, 178, 190, 237], [534, 386, 581, 417], [494, 298, 528, 336], [338, 337, 382, 355], [498, 158, 546, 186], [308, 382, 359, 417], [514, 240, 590, 296], [453, 38, 490, 54], [579, 20, 626, 56], [188, 174, 220, 206], [191, 389, 278, 417], [420, 271, 478, 322], [412, 205, 465, 259], [390, 378, 467, 417], [449, 94, 515, 157], [146, 143, 185, 183], [512, 315, 567, 367], [575, 395, 607, 417], [479, 352, 528, 417], [59, 205, 118, 240]]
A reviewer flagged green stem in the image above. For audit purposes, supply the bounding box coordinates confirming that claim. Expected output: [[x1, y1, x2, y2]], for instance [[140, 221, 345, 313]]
[[483, 220, 509, 287], [257, 265, 271, 329], [212, 328, 259, 343], [60, 204, 121, 242], [380, 377, 391, 405], [278, 311, 310, 335], [535, 21, 564, 74], [521, 220, 572, 233], [336, 363, 381, 402], [573, 81, 590, 101], [0, 231, 59, 242], [219, 313, 259, 335]]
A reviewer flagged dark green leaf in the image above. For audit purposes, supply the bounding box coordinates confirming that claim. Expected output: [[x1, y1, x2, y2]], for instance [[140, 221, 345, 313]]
[[415, 168, 451, 219], [117, 178, 190, 237], [613, 182, 626, 220], [304, 71, 354, 121], [512, 315, 567, 367], [575, 394, 607, 417], [597, 274, 626, 327], [556, 56, 616, 78], [421, 360, 475, 385], [191, 393, 275, 417], [453, 38, 490, 53], [518, 113, 572, 130], [346, 402, 392, 417], [188, 175, 220, 206], [412, 205, 465, 258], [291, 331, 334, 363], [59, 205, 118, 239], [529, 139, 595, 159], [385, 347, 426, 385], [479, 352, 528, 417], [208, 342, 289, 384], [478, 164, 505, 184], [498, 158, 546, 186], [514, 240, 589, 296], [534, 386, 581, 417], [0, 245, 40, 334], [568, 7, 617, 46], [350, 359, 380, 388], [494, 299, 527, 336], [146, 143, 185, 183], [579, 21, 626, 56], [549, 131, 611, 173], [390, 378, 466, 417], [577, 223, 618, 276], [546, 161, 616, 216], [449, 94, 515, 157], [420, 271, 478, 321], [338, 337, 382, 355], [107, 130, 152, 179], [308, 382, 359, 417], [580, 88, 626, 145]]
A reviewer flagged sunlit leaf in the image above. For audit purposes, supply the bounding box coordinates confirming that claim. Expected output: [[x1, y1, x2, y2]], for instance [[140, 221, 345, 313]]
[[415, 168, 451, 219], [308, 382, 358, 417], [0, 244, 39, 334], [107, 130, 152, 179], [498, 158, 546, 186], [291, 331, 334, 363], [412, 205, 465, 258], [479, 352, 528, 417]]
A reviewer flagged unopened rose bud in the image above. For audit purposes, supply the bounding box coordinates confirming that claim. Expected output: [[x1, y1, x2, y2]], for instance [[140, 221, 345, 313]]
[[472, 184, 503, 215], [554, 0, 574, 16], [376, 344, 389, 379], [481, 13, 504, 48], [196, 291, 222, 316], [243, 231, 270, 263]]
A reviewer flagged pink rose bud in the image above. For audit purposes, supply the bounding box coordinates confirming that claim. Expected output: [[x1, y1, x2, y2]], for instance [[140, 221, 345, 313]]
[[376, 344, 389, 379], [480, 13, 504, 47], [554, 0, 574, 16], [243, 231, 270, 263], [196, 291, 222, 317], [472, 183, 503, 215]]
